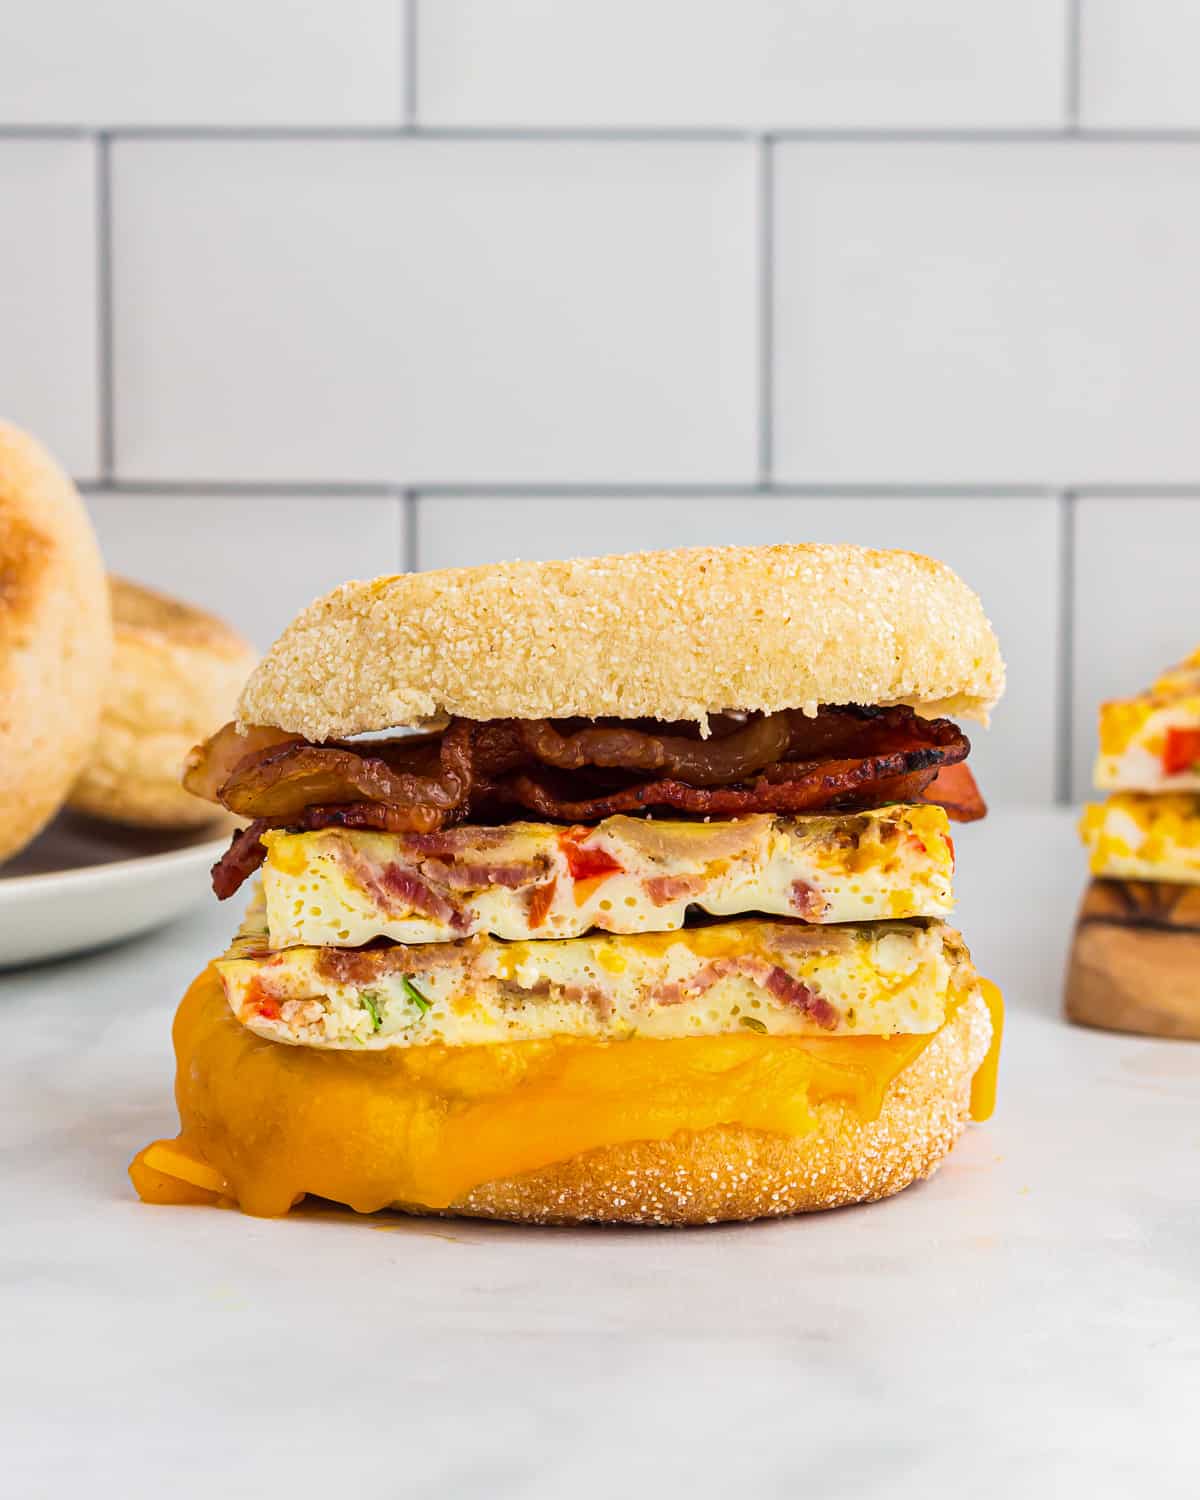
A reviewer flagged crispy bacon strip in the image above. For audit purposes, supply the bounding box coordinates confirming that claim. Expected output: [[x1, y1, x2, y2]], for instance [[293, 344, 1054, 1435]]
[[218, 742, 467, 821], [918, 762, 987, 822], [184, 723, 302, 803], [517, 713, 795, 786], [297, 802, 450, 835], [191, 717, 526, 826], [203, 707, 979, 898], [210, 819, 271, 900], [492, 735, 965, 823]]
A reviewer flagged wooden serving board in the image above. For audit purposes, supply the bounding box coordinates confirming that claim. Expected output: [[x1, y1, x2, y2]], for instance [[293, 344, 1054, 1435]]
[[1065, 879, 1200, 1039]]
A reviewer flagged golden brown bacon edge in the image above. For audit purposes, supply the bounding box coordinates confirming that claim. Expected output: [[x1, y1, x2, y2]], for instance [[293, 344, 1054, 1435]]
[[190, 708, 982, 900], [917, 761, 987, 822]]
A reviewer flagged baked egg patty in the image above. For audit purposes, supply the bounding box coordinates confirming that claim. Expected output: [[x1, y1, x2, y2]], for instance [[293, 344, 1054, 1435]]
[[219, 889, 973, 1050], [1080, 792, 1200, 884], [260, 806, 955, 949]]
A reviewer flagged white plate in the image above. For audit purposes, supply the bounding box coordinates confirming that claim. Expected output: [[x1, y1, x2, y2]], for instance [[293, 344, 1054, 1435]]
[[0, 813, 228, 969]]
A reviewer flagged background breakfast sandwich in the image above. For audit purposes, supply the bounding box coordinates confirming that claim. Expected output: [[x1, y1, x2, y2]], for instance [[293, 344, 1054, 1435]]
[[1069, 648, 1200, 1039], [132, 543, 1005, 1225]]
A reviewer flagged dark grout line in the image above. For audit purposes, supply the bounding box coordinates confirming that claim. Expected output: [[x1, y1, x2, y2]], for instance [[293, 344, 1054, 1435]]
[[77, 479, 403, 497], [12, 122, 1200, 145], [757, 137, 775, 485], [101, 125, 413, 141], [0, 126, 1077, 143], [1065, 0, 1083, 132], [771, 127, 1067, 143], [1070, 486, 1200, 498], [384, 484, 769, 497], [76, 480, 1088, 498], [93, 124, 763, 143], [95, 133, 115, 481], [0, 124, 92, 138], [348, 125, 761, 142], [775, 128, 1200, 144], [400, 482, 1063, 498], [1056, 493, 1078, 803], [1082, 129, 1200, 143], [401, 491, 418, 571], [403, 0, 418, 128], [75, 481, 1200, 502]]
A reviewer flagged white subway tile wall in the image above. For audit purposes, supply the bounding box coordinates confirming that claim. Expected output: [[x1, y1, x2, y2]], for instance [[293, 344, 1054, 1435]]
[[419, 0, 1067, 129], [0, 140, 98, 477], [110, 139, 757, 484], [1080, 0, 1200, 127], [2, 1, 1198, 805], [86, 493, 406, 650], [0, 1, 404, 127], [774, 143, 1200, 485]]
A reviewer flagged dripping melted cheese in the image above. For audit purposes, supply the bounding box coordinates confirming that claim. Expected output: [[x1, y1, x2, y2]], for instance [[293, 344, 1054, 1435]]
[[130, 966, 1003, 1218]]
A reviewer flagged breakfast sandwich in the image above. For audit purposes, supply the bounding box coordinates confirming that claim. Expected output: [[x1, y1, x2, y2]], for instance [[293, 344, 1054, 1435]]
[[1070, 645, 1200, 1039], [131, 544, 1005, 1224]]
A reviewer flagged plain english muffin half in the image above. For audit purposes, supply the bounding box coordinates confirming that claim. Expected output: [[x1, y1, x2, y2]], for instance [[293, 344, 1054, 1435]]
[[69, 577, 256, 829], [237, 544, 1005, 743], [0, 422, 111, 862]]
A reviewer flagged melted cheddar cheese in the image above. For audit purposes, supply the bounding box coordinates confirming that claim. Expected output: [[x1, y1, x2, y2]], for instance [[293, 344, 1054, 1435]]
[[130, 967, 1002, 1218]]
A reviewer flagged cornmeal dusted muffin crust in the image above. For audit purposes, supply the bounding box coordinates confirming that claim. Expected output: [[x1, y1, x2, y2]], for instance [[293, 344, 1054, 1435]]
[[238, 544, 1004, 741]]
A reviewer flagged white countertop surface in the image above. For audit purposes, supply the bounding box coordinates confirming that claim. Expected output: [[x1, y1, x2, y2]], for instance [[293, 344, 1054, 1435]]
[[3, 808, 1198, 1498]]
